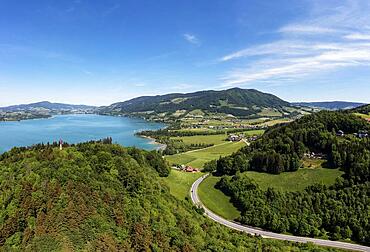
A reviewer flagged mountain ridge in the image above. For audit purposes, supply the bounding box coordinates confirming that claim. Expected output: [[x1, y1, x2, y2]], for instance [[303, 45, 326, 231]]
[[98, 88, 290, 118], [0, 101, 96, 112], [0, 101, 96, 121]]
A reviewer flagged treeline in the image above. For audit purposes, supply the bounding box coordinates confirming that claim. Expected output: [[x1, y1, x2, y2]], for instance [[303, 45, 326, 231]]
[[351, 104, 370, 114], [138, 127, 252, 138], [0, 142, 335, 251], [216, 111, 370, 178], [158, 137, 213, 155], [4, 137, 114, 152], [217, 174, 370, 244]]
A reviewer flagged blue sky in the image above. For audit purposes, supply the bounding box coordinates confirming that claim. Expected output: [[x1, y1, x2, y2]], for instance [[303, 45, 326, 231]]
[[1, 0, 370, 106]]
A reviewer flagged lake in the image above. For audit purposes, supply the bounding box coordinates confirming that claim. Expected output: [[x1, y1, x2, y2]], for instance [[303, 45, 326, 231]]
[[0, 114, 165, 153]]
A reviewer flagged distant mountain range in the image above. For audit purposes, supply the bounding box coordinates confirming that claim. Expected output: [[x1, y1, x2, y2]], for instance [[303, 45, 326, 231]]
[[0, 101, 95, 112], [98, 88, 290, 117], [292, 101, 365, 110], [3, 90, 367, 121], [0, 101, 96, 121]]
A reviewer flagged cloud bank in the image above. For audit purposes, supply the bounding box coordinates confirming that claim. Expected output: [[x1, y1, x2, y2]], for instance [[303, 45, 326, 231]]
[[221, 0, 370, 86]]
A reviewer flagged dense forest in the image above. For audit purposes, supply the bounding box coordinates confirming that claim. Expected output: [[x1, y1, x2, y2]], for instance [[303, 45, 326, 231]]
[[217, 174, 369, 244], [213, 111, 370, 244], [0, 141, 338, 251], [216, 111, 370, 177], [351, 104, 370, 114]]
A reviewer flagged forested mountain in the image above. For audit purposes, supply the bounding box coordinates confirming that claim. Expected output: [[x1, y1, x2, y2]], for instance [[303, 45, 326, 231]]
[[0, 101, 95, 112], [213, 111, 370, 244], [292, 101, 365, 110], [98, 88, 290, 117], [0, 141, 334, 251]]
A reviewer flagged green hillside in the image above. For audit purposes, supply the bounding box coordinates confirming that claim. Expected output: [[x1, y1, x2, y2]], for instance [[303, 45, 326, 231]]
[[166, 141, 246, 168], [214, 111, 370, 244], [98, 88, 290, 118], [0, 141, 337, 251]]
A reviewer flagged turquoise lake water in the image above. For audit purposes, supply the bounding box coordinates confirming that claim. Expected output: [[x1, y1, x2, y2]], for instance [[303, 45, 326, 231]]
[[0, 114, 165, 153]]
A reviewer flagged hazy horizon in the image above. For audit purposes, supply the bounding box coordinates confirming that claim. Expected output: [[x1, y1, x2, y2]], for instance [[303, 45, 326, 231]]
[[2, 0, 370, 106]]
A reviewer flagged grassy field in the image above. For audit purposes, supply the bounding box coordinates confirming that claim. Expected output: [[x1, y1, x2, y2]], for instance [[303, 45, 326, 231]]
[[302, 158, 327, 169], [162, 170, 202, 200], [354, 112, 370, 119], [198, 175, 240, 220], [196, 165, 343, 220], [173, 128, 214, 133], [258, 108, 283, 117], [242, 129, 265, 136], [171, 134, 228, 145], [165, 141, 246, 168], [244, 167, 344, 192], [260, 118, 293, 127], [170, 129, 264, 146]]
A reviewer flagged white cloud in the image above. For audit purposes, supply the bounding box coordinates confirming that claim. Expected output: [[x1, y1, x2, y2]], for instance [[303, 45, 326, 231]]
[[221, 0, 370, 86], [278, 25, 339, 34], [183, 33, 200, 45], [344, 33, 370, 40]]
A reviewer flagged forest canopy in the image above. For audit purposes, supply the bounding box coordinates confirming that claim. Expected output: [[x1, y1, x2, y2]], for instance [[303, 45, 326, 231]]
[[0, 141, 339, 251]]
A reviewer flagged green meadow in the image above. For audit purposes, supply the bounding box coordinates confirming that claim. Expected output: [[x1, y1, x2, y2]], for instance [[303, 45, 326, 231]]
[[162, 169, 202, 200], [198, 175, 240, 220], [354, 112, 370, 119], [165, 141, 246, 168], [243, 167, 344, 192]]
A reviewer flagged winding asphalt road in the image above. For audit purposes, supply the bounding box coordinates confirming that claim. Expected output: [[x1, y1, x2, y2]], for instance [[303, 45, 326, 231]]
[[190, 174, 370, 252]]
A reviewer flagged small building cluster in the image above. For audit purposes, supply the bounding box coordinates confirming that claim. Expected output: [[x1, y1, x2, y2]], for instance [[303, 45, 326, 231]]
[[355, 130, 368, 139], [336, 130, 344, 137], [248, 135, 259, 141], [227, 133, 259, 142], [304, 152, 326, 159], [228, 134, 242, 142], [178, 165, 200, 173], [336, 130, 369, 139]]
